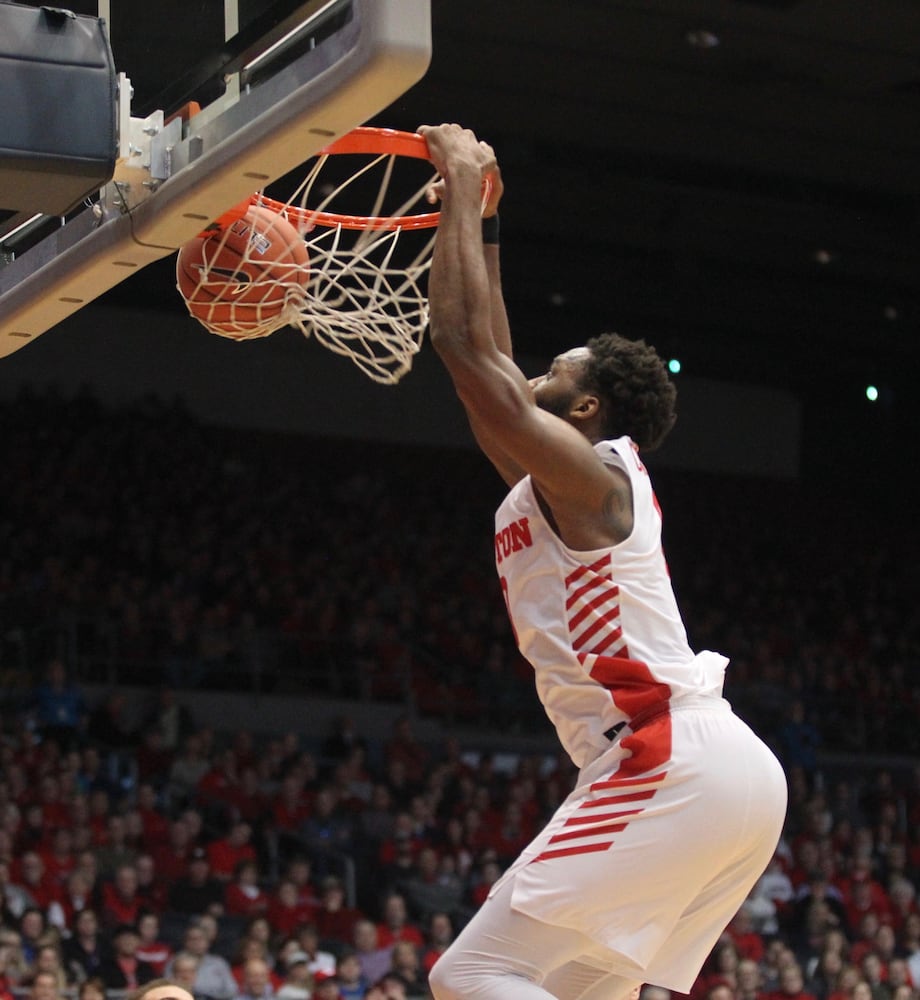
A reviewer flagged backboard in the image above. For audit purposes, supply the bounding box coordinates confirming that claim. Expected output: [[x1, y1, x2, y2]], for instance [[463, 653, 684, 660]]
[[0, 0, 431, 358]]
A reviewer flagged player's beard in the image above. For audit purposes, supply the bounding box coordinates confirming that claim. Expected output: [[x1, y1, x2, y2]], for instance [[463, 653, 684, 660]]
[[534, 389, 575, 420]]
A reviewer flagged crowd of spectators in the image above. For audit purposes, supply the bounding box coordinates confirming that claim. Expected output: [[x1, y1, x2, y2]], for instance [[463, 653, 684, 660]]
[[1, 388, 917, 755], [2, 690, 920, 1000], [0, 388, 918, 1000]]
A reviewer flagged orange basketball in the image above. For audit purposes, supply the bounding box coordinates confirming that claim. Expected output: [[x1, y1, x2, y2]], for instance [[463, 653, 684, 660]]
[[176, 204, 310, 335]]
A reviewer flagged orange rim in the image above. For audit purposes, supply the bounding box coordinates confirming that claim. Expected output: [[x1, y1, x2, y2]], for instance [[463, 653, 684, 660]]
[[256, 127, 440, 231], [250, 126, 495, 232], [321, 126, 433, 161]]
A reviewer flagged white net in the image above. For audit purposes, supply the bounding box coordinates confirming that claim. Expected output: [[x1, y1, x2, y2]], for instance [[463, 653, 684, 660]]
[[176, 129, 440, 385]]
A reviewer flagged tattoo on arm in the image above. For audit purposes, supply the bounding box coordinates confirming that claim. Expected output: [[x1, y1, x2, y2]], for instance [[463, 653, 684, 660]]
[[603, 487, 625, 520]]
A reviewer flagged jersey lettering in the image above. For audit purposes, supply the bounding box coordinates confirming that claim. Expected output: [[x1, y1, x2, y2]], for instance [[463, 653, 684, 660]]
[[494, 516, 533, 564]]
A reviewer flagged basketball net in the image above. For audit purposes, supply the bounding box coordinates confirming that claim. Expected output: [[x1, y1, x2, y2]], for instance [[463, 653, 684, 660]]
[[177, 128, 442, 385]]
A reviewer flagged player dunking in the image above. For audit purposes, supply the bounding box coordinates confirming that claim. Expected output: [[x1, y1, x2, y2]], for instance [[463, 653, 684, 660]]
[[418, 122, 788, 1000]]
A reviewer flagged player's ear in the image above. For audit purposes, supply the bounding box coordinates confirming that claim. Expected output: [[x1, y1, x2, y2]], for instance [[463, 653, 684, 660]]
[[571, 393, 600, 422]]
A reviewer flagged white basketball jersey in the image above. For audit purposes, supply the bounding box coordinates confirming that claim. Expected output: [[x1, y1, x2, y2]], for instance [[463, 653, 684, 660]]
[[494, 435, 727, 768]]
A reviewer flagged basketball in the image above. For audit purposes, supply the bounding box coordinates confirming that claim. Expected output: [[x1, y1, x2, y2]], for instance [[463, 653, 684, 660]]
[[176, 204, 310, 337]]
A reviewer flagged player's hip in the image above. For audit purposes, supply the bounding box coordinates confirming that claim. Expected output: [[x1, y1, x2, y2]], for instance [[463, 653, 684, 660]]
[[518, 697, 785, 868]]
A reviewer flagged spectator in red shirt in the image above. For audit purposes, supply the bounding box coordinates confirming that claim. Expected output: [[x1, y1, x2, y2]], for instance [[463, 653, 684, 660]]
[[231, 940, 281, 992], [383, 717, 429, 788], [100, 863, 143, 930], [197, 749, 240, 817], [267, 879, 318, 939], [274, 857, 313, 909], [207, 822, 257, 882], [459, 807, 492, 857], [151, 818, 195, 883], [35, 776, 72, 834], [135, 785, 170, 852], [375, 893, 423, 950], [87, 786, 113, 847], [205, 822, 257, 882], [272, 775, 313, 839], [224, 860, 269, 919], [469, 858, 502, 909], [17, 804, 52, 856], [727, 904, 766, 963], [421, 912, 454, 975], [135, 729, 174, 790], [313, 876, 363, 947], [97, 924, 157, 991], [838, 857, 891, 930], [39, 828, 76, 892], [378, 813, 425, 869], [67, 797, 94, 856], [233, 767, 272, 828], [488, 801, 532, 866], [135, 912, 172, 976]]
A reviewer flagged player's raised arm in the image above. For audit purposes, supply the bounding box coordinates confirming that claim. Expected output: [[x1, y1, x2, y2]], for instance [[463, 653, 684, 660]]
[[420, 123, 629, 546], [419, 123, 532, 483], [451, 147, 528, 485]]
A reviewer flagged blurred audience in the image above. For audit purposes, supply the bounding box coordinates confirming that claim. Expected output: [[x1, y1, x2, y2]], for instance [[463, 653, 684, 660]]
[[1, 390, 919, 1000]]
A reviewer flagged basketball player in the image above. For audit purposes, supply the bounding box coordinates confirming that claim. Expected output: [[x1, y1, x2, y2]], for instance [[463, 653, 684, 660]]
[[417, 122, 788, 1000]]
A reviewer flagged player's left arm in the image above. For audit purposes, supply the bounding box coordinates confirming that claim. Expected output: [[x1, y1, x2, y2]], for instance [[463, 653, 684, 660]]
[[421, 124, 622, 535], [421, 125, 527, 486], [463, 240, 530, 487]]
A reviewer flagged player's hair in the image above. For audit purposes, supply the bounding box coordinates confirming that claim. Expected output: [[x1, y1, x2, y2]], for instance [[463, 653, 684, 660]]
[[581, 333, 677, 451]]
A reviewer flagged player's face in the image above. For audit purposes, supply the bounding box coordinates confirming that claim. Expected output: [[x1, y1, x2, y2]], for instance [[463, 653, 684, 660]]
[[529, 347, 590, 419]]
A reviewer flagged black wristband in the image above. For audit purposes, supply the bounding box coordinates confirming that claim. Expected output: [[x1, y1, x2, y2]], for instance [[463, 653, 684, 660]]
[[481, 214, 500, 245]]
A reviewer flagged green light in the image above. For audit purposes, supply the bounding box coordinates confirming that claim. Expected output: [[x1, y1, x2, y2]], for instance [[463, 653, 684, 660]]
[[865, 385, 879, 402], [668, 358, 681, 374]]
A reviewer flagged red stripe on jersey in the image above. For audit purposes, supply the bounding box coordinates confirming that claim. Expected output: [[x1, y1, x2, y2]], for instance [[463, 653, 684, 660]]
[[562, 809, 641, 826], [565, 573, 614, 612], [565, 554, 628, 661], [590, 771, 668, 792], [577, 800, 645, 815], [614, 713, 672, 781], [583, 653, 671, 720], [548, 821, 628, 844], [564, 555, 612, 589], [530, 706, 673, 867], [533, 841, 612, 862], [568, 585, 618, 631], [575, 618, 623, 657], [582, 623, 626, 657], [566, 787, 656, 808]]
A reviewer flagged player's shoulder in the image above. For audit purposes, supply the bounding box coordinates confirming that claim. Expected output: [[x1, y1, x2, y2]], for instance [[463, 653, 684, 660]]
[[594, 435, 636, 470]]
